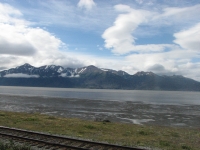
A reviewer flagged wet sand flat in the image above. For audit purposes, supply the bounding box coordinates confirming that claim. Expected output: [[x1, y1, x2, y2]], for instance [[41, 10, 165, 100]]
[[0, 94, 200, 128]]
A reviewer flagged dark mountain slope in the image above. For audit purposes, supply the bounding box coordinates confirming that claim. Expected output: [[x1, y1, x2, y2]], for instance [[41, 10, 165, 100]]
[[0, 63, 200, 91]]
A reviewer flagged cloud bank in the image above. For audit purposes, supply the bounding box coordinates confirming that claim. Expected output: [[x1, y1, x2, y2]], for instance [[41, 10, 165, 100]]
[[4, 73, 39, 78]]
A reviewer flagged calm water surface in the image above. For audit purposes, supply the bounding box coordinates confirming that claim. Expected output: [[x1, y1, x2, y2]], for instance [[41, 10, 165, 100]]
[[0, 86, 200, 105], [0, 86, 200, 127]]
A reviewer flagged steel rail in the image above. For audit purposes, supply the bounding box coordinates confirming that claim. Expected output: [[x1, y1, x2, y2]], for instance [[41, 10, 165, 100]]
[[0, 126, 147, 150], [0, 132, 87, 150]]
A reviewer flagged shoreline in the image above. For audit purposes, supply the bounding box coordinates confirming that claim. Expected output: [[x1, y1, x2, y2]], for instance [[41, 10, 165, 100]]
[[0, 94, 200, 128]]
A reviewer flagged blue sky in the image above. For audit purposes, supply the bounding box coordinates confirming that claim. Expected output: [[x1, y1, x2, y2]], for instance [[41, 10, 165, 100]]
[[0, 0, 200, 81]]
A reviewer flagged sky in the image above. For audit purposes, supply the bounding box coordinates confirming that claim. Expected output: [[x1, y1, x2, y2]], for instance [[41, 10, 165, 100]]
[[0, 0, 200, 81]]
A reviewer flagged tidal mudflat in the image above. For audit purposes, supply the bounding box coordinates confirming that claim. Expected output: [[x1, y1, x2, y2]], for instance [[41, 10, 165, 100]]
[[0, 94, 199, 128]]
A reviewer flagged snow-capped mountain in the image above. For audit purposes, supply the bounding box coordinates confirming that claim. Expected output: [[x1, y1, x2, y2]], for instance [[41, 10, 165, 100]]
[[0, 64, 129, 78], [0, 63, 200, 91], [0, 63, 62, 78]]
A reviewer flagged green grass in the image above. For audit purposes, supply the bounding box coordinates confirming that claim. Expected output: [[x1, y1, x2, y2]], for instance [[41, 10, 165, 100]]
[[0, 110, 199, 150], [0, 140, 31, 150]]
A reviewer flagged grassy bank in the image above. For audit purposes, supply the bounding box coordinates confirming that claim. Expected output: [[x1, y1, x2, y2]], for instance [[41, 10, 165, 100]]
[[0, 111, 199, 150]]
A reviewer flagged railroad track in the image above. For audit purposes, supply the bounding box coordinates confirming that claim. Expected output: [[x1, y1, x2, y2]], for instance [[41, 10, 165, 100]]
[[0, 126, 147, 150]]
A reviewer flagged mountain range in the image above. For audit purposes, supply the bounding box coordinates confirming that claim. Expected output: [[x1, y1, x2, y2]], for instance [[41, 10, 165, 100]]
[[0, 63, 200, 91]]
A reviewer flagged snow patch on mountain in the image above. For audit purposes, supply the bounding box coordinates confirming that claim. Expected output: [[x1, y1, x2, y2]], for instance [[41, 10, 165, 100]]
[[78, 68, 86, 74], [45, 65, 49, 69], [0, 63, 130, 78], [57, 67, 63, 73], [101, 68, 108, 71]]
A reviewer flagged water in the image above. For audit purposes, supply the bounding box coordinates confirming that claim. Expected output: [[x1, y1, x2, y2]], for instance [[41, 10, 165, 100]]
[[0, 86, 200, 105], [0, 86, 200, 127]]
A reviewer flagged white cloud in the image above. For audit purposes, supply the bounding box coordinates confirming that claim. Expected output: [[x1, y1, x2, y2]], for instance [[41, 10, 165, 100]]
[[174, 23, 200, 51], [123, 48, 200, 80], [0, 2, 94, 69], [135, 0, 144, 5], [102, 4, 200, 55], [126, 49, 197, 69], [161, 4, 200, 18], [77, 0, 96, 10], [102, 4, 153, 55], [0, 21, 71, 67], [102, 4, 182, 55], [19, 0, 116, 33], [4, 73, 39, 78], [0, 24, 36, 56], [147, 64, 166, 72], [0, 3, 21, 16], [151, 4, 200, 28], [0, 3, 30, 25]]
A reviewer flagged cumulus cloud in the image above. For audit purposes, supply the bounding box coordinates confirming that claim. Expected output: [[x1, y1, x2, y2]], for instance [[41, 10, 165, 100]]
[[126, 49, 197, 70], [0, 2, 87, 69], [102, 4, 151, 54], [146, 64, 175, 75], [0, 21, 69, 66], [0, 2, 123, 71], [146, 62, 200, 78], [4, 73, 39, 78], [0, 39, 35, 56], [174, 23, 200, 51], [0, 2, 126, 72], [0, 3, 36, 56], [148, 64, 165, 72], [77, 0, 96, 10], [102, 4, 177, 55], [102, 4, 200, 55], [0, 24, 36, 56], [124, 48, 200, 80]]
